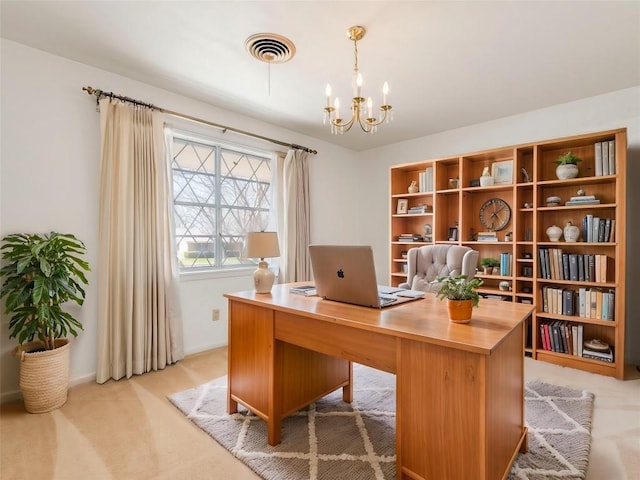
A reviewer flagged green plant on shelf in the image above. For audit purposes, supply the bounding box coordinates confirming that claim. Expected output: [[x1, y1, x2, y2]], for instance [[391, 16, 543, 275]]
[[480, 257, 500, 268], [554, 151, 581, 165]]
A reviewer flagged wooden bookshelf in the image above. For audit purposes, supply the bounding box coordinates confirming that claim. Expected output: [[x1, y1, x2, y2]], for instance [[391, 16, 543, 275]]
[[389, 128, 627, 378]]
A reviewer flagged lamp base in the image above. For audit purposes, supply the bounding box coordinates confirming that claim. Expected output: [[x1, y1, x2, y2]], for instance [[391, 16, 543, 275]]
[[254, 261, 275, 294]]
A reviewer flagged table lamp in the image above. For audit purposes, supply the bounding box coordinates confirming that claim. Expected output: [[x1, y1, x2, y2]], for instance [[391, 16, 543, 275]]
[[246, 231, 280, 293]]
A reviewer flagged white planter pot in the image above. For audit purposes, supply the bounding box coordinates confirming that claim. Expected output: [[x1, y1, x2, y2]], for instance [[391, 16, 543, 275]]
[[556, 164, 579, 179]]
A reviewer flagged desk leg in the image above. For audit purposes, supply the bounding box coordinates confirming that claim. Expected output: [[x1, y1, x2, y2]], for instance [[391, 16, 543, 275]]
[[268, 418, 282, 446], [343, 362, 354, 403], [228, 396, 238, 414]]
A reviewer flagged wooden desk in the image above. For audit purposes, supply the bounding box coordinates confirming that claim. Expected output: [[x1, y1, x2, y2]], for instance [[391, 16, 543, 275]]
[[225, 284, 534, 480]]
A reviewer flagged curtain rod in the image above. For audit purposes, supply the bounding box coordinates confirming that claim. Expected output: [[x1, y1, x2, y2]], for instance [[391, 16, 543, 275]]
[[82, 86, 318, 155]]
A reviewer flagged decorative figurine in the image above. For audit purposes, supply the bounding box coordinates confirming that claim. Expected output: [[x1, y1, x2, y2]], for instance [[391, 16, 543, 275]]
[[408, 180, 419, 193]]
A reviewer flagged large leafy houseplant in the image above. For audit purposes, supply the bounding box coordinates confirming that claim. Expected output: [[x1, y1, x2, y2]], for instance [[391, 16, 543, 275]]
[[0, 232, 90, 350]]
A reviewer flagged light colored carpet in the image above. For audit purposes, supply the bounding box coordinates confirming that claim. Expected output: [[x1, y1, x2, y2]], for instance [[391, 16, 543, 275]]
[[169, 364, 594, 480]]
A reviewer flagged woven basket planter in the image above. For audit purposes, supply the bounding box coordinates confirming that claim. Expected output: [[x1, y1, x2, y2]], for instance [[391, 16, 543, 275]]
[[12, 339, 70, 413]]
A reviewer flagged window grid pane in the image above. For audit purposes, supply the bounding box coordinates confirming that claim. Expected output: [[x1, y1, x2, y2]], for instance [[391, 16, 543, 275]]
[[171, 134, 273, 272]]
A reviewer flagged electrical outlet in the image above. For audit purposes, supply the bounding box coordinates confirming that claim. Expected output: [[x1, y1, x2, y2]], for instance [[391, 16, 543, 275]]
[[212, 309, 220, 321]]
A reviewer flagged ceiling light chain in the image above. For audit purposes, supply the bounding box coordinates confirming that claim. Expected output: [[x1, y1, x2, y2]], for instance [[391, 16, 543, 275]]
[[323, 26, 392, 135]]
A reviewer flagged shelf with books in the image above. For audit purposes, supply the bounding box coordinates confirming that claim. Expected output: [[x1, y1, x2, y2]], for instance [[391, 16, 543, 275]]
[[388, 128, 626, 378]]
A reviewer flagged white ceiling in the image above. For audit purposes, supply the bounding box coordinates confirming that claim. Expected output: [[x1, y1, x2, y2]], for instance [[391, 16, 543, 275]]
[[1, 1, 639, 152]]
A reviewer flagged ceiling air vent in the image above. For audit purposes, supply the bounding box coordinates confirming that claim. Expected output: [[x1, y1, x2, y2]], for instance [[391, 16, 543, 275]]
[[245, 33, 296, 63]]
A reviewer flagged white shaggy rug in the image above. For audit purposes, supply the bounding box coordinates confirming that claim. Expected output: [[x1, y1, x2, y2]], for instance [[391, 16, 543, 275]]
[[169, 364, 594, 480]]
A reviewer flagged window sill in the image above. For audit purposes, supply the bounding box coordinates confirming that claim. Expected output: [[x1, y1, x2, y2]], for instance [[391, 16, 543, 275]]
[[179, 267, 254, 282]]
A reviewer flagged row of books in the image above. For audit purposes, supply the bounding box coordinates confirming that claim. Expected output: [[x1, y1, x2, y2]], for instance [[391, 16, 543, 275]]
[[499, 252, 513, 276], [407, 204, 432, 214], [541, 286, 615, 320], [565, 194, 600, 206], [538, 249, 608, 282], [582, 215, 615, 243], [539, 321, 583, 355], [538, 321, 614, 363], [418, 167, 434, 193], [594, 140, 616, 176], [397, 233, 423, 243]]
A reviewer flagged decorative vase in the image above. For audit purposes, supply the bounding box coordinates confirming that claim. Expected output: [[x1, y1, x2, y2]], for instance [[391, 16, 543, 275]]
[[499, 281, 511, 291], [447, 299, 473, 323], [546, 224, 563, 242], [563, 221, 580, 242], [556, 164, 579, 179], [408, 180, 419, 194], [479, 167, 494, 187]]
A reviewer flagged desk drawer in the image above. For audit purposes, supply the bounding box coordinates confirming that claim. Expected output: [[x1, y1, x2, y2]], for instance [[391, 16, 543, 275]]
[[275, 311, 397, 373]]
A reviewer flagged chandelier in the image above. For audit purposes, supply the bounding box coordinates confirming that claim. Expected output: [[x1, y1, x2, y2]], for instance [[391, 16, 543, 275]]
[[323, 26, 392, 134]]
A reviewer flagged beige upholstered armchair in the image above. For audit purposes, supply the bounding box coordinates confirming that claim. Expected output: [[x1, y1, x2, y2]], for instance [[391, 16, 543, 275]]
[[399, 245, 479, 293]]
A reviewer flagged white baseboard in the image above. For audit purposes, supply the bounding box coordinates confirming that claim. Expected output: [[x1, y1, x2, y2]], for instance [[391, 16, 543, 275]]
[[1, 343, 228, 405]]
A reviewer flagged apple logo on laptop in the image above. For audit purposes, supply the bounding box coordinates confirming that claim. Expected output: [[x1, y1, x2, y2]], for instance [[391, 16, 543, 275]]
[[337, 269, 345, 278]]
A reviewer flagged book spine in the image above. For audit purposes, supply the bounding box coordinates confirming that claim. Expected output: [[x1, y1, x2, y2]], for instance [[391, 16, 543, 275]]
[[595, 142, 603, 176], [578, 254, 585, 281], [569, 254, 578, 281], [577, 325, 584, 356], [579, 287, 586, 317], [539, 248, 547, 280], [608, 140, 616, 174], [563, 289, 574, 316]]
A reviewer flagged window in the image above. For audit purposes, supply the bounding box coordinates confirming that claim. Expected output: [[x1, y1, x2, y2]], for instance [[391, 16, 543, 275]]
[[170, 131, 275, 272]]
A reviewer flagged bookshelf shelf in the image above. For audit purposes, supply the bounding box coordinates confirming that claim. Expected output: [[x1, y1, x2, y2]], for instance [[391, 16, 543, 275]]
[[389, 128, 626, 378]]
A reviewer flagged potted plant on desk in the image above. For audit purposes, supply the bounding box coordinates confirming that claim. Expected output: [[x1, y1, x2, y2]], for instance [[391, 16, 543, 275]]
[[0, 232, 90, 413], [432, 274, 483, 323]]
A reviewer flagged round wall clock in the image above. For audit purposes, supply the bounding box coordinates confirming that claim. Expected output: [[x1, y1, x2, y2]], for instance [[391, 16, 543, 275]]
[[479, 198, 511, 231]]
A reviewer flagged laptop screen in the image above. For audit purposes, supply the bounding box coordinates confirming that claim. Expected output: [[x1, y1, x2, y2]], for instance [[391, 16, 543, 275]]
[[309, 245, 419, 308]]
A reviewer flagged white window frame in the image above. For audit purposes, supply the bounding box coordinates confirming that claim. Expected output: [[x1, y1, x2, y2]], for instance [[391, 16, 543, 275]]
[[166, 127, 278, 278]]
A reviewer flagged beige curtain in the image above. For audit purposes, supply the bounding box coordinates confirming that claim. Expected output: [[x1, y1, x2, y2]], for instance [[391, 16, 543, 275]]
[[277, 149, 311, 282], [96, 99, 183, 384]]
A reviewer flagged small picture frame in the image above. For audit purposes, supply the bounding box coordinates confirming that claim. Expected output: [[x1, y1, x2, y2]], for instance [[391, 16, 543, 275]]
[[492, 160, 513, 185], [396, 198, 408, 214], [448, 227, 458, 241]]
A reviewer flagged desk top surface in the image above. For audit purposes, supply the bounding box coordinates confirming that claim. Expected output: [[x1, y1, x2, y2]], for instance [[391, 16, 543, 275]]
[[225, 283, 534, 354]]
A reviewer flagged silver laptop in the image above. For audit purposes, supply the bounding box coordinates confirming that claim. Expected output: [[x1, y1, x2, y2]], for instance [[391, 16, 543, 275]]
[[309, 245, 423, 308]]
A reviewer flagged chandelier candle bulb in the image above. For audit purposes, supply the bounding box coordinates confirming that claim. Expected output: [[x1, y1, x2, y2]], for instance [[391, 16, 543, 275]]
[[325, 84, 331, 106], [367, 97, 373, 118], [383, 81, 389, 105]]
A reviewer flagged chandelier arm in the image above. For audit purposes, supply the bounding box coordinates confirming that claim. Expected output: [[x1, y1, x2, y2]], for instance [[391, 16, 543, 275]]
[[363, 106, 392, 128]]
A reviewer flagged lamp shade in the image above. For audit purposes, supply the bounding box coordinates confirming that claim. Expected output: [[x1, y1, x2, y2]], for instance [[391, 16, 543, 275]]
[[246, 231, 280, 259]]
